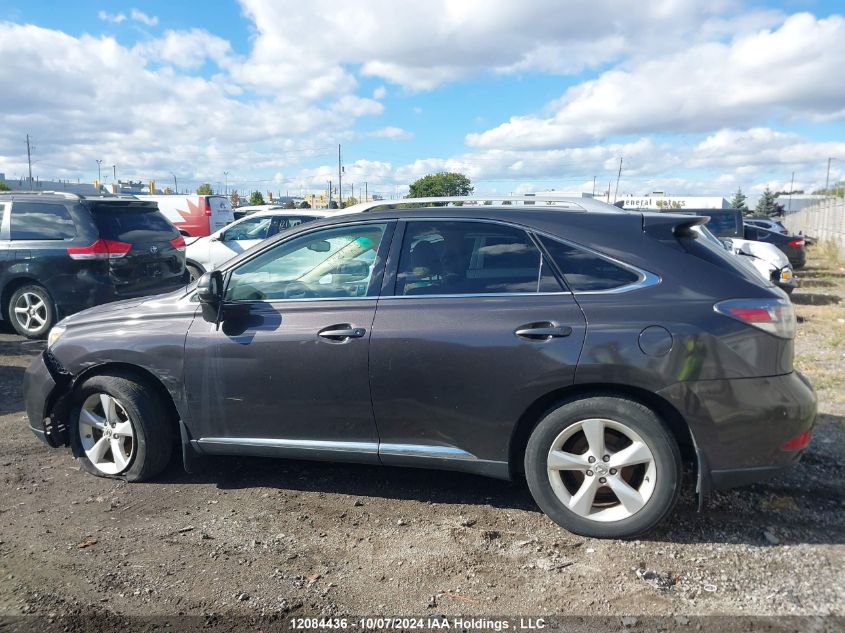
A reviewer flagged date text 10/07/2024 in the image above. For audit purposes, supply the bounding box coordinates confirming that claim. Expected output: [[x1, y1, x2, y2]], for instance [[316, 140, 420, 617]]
[[288, 617, 547, 630]]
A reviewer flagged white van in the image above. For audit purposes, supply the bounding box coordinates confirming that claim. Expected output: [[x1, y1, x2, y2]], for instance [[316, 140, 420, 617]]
[[136, 195, 235, 239]]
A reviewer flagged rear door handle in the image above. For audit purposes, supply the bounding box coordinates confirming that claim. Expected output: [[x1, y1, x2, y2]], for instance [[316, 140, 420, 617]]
[[318, 324, 367, 341], [514, 322, 573, 341]]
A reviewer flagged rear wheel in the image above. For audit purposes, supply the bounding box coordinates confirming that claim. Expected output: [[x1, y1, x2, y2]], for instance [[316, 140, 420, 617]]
[[70, 373, 175, 482], [525, 395, 682, 538], [8, 284, 54, 339], [186, 264, 203, 283]]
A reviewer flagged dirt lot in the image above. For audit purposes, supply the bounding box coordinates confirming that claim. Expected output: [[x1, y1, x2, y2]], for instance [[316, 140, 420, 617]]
[[0, 247, 843, 627]]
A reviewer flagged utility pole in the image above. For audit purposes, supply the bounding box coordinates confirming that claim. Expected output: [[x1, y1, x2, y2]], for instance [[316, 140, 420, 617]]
[[95, 159, 103, 184], [825, 157, 833, 193], [337, 144, 343, 207], [606, 180, 612, 203], [171, 172, 178, 194], [113, 165, 117, 183], [592, 176, 596, 197], [26, 134, 33, 190], [613, 157, 623, 204], [365, 182, 368, 203], [223, 171, 229, 195], [328, 180, 332, 208]]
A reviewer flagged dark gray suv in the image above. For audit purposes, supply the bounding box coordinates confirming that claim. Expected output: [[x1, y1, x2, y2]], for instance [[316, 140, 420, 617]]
[[23, 202, 816, 538]]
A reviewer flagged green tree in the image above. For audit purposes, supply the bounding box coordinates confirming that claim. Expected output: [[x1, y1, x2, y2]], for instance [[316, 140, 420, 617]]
[[299, 200, 311, 209], [729, 187, 748, 212], [283, 201, 296, 209], [196, 183, 213, 195], [344, 196, 359, 207], [0, 181, 10, 192], [248, 191, 265, 206], [408, 172, 473, 198], [755, 187, 784, 217]]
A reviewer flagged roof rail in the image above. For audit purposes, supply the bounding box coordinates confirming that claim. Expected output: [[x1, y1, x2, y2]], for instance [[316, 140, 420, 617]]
[[0, 190, 83, 199], [335, 195, 626, 214]]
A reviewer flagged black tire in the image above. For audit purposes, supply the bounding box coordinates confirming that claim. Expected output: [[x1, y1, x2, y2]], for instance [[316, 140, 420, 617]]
[[186, 264, 203, 283], [69, 372, 175, 482], [8, 284, 55, 339], [524, 394, 682, 539]]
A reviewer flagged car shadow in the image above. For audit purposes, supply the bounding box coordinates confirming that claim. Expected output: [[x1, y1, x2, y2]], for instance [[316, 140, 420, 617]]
[[159, 412, 844, 546]]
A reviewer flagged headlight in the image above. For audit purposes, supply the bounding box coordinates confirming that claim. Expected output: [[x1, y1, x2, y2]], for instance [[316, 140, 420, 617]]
[[47, 324, 66, 348]]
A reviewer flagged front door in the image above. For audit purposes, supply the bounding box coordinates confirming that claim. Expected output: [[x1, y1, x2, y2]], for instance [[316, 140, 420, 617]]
[[184, 220, 394, 462], [369, 219, 587, 474]]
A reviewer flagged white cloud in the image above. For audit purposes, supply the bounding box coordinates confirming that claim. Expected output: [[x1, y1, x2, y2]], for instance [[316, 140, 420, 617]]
[[370, 126, 413, 140], [372, 86, 386, 99], [130, 9, 159, 26], [467, 13, 845, 149], [97, 10, 126, 24], [135, 29, 233, 69]]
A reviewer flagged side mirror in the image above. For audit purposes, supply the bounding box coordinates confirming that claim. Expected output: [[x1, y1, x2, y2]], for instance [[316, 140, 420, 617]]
[[196, 270, 224, 305]]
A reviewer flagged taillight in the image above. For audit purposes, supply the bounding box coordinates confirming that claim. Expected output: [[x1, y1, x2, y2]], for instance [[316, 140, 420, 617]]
[[67, 239, 132, 260], [200, 198, 211, 216], [170, 235, 186, 251], [787, 239, 804, 247], [781, 430, 811, 451], [713, 298, 796, 339]]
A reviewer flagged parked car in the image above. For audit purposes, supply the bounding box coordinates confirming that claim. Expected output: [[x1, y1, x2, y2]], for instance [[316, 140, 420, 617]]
[[723, 236, 797, 294], [1, 192, 188, 338], [135, 194, 235, 238], [743, 225, 806, 269], [744, 216, 788, 235], [655, 208, 743, 239], [232, 204, 284, 221], [185, 209, 326, 280], [24, 199, 816, 538]]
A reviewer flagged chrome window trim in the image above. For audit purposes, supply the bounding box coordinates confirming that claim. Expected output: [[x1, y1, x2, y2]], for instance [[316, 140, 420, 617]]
[[378, 291, 570, 300], [379, 443, 476, 460]]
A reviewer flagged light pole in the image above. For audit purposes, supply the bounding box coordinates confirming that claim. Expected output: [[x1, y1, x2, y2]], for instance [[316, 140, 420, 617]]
[[223, 171, 229, 195], [95, 159, 102, 184], [171, 172, 178, 194]]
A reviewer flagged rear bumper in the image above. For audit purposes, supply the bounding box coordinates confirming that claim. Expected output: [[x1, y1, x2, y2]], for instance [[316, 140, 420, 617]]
[[659, 371, 816, 490]]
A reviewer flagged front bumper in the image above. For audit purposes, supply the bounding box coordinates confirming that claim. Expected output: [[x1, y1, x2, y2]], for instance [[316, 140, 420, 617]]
[[23, 352, 70, 447], [659, 370, 816, 491]]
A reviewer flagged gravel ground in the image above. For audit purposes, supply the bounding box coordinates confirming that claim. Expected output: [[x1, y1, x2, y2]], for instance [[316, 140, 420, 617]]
[[0, 247, 843, 627]]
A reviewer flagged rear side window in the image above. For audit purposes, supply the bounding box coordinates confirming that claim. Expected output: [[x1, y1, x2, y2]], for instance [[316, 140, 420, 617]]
[[90, 205, 177, 242], [10, 202, 76, 240], [395, 221, 562, 296], [538, 235, 640, 292]]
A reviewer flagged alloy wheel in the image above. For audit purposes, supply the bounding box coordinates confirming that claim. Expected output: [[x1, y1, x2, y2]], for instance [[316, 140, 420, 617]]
[[546, 418, 657, 522], [78, 393, 136, 475], [13, 292, 48, 334]]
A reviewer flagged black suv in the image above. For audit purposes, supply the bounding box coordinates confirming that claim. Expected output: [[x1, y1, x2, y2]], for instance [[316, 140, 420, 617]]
[[23, 201, 816, 538], [1, 192, 188, 338]]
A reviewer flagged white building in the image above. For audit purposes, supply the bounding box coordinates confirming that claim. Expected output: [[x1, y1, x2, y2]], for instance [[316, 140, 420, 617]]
[[619, 193, 730, 210]]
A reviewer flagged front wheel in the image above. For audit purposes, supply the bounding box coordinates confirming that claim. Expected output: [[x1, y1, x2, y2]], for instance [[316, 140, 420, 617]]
[[70, 373, 175, 481], [525, 395, 682, 539]]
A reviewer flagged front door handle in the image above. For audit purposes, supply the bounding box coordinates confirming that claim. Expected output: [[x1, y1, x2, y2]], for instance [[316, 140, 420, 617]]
[[318, 324, 367, 341], [514, 322, 573, 341]]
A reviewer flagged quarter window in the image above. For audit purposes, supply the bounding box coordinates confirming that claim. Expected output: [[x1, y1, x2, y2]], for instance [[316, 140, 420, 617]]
[[226, 223, 387, 301], [395, 221, 562, 296], [10, 202, 76, 240], [539, 235, 640, 292]]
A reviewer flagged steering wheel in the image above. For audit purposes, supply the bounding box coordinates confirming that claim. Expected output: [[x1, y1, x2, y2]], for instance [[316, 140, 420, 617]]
[[283, 281, 316, 299]]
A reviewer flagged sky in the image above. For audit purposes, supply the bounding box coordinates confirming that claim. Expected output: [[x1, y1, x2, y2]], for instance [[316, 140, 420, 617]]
[[0, 0, 843, 202]]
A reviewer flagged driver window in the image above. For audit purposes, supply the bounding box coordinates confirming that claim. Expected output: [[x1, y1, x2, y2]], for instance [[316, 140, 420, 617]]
[[225, 223, 387, 301], [222, 217, 272, 242]]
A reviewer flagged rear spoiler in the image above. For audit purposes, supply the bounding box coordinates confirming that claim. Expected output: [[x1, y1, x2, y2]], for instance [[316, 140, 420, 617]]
[[642, 213, 709, 240]]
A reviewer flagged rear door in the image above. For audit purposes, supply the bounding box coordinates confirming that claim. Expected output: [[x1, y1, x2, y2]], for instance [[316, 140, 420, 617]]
[[369, 219, 587, 472], [87, 202, 185, 297]]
